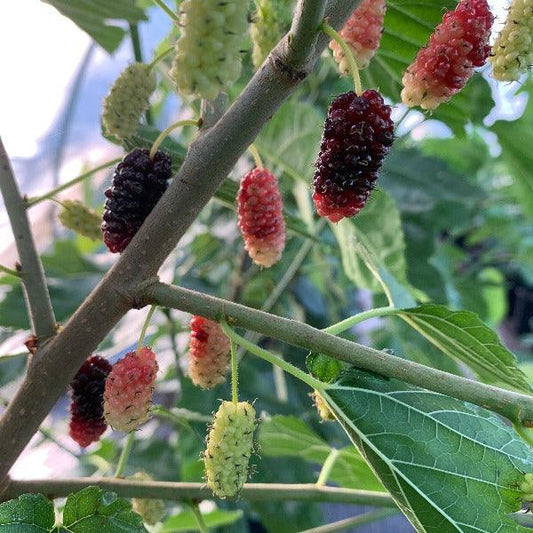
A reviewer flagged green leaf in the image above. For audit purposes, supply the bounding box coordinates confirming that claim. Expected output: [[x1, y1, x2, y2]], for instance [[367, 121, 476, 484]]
[[43, 1, 147, 53], [323, 368, 533, 533], [398, 304, 532, 393], [306, 353, 344, 383], [62, 487, 147, 533], [159, 509, 243, 532], [0, 493, 55, 532], [258, 415, 384, 491]]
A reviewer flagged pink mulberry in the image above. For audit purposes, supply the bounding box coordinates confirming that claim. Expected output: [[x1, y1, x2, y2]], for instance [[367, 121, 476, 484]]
[[103, 347, 158, 432], [237, 167, 286, 268], [189, 316, 230, 389], [329, 0, 386, 71], [401, 0, 494, 110]]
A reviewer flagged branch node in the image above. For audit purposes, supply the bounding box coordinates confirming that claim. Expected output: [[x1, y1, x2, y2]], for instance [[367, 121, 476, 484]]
[[132, 276, 161, 309]]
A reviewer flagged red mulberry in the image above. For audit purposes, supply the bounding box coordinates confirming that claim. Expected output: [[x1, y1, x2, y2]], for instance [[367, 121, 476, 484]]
[[312, 90, 394, 223], [103, 347, 159, 432], [329, 0, 386, 71], [69, 355, 112, 448], [401, 0, 494, 110], [237, 167, 286, 267], [189, 316, 230, 389], [102, 148, 171, 253]]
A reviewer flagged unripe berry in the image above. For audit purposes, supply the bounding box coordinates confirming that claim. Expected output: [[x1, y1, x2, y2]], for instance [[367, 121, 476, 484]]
[[204, 401, 256, 498], [130, 472, 166, 525], [490, 0, 533, 81], [170, 0, 249, 100], [401, 0, 494, 110], [69, 355, 112, 448], [250, 0, 281, 67], [189, 316, 231, 389], [103, 347, 159, 432], [329, 0, 386, 71], [102, 63, 156, 140], [237, 168, 286, 267], [312, 90, 394, 223], [102, 148, 171, 253], [312, 391, 335, 422], [58, 200, 101, 241]]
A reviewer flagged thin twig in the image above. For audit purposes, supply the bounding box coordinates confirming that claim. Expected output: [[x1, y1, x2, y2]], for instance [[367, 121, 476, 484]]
[[298, 509, 398, 533]]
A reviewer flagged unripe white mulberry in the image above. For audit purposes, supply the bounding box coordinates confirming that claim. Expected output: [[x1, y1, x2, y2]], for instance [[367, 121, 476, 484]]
[[130, 472, 166, 525], [250, 0, 280, 67], [58, 200, 101, 241]]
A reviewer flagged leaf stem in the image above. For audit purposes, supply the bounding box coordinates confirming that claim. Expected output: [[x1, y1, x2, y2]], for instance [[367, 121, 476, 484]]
[[129, 23, 153, 126], [137, 305, 157, 353], [0, 264, 20, 277], [151, 0, 180, 23], [150, 119, 200, 159], [114, 432, 135, 478], [189, 502, 209, 533], [26, 159, 121, 208], [513, 423, 533, 449], [320, 22, 362, 94], [315, 448, 340, 487], [148, 47, 175, 70], [247, 144, 263, 168], [299, 509, 398, 533], [324, 307, 397, 335], [229, 335, 239, 405]]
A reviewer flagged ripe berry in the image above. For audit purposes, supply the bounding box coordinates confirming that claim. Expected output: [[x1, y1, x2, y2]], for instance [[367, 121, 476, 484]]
[[250, 0, 281, 68], [204, 401, 256, 498], [103, 347, 159, 433], [312, 90, 394, 223], [401, 0, 494, 110], [189, 316, 231, 389], [102, 148, 171, 253], [237, 167, 286, 267], [131, 472, 166, 525], [69, 355, 112, 448], [170, 0, 248, 100], [329, 0, 386, 71], [490, 0, 533, 81], [58, 200, 101, 241], [102, 63, 157, 140]]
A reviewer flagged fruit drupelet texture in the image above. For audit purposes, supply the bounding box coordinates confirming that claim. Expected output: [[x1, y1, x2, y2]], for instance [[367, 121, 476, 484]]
[[250, 0, 281, 67], [189, 316, 231, 389], [312, 90, 394, 223], [131, 472, 166, 525], [69, 355, 112, 448], [103, 347, 159, 432], [330, 0, 387, 71], [204, 401, 256, 498], [102, 149, 171, 253], [237, 167, 286, 267], [401, 0, 493, 110], [58, 200, 101, 241]]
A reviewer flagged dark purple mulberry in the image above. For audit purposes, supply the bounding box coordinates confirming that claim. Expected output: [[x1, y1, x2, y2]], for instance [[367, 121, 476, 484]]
[[102, 148, 172, 253], [69, 355, 112, 448], [312, 90, 394, 223]]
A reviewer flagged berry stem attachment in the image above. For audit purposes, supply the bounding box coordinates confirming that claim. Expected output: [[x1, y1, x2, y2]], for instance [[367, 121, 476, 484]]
[[137, 305, 157, 353], [188, 502, 208, 533], [148, 47, 175, 71], [247, 144, 263, 168], [0, 264, 20, 278], [320, 22, 362, 95], [149, 119, 201, 159], [220, 321, 326, 391], [114, 432, 135, 478], [315, 448, 340, 487], [230, 335, 239, 405], [323, 306, 397, 335], [151, 0, 180, 23]]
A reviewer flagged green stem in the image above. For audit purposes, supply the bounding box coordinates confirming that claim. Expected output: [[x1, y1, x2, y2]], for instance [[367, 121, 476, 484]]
[[189, 502, 209, 533], [129, 23, 152, 126], [26, 159, 121, 208], [0, 264, 20, 277], [150, 119, 200, 159], [247, 144, 263, 168], [514, 423, 533, 449], [324, 306, 397, 335], [152, 405, 212, 424], [137, 305, 157, 353], [148, 47, 174, 70], [315, 448, 340, 487], [230, 336, 239, 405], [320, 22, 362, 94], [151, 0, 179, 22], [114, 432, 135, 478], [220, 322, 325, 391], [299, 509, 398, 533]]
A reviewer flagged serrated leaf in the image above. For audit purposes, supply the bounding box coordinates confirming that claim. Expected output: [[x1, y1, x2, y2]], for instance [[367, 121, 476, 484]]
[[0, 493, 55, 532], [398, 304, 532, 393], [43, 0, 147, 53], [258, 415, 384, 491], [159, 509, 243, 532], [62, 487, 147, 533], [322, 368, 533, 533]]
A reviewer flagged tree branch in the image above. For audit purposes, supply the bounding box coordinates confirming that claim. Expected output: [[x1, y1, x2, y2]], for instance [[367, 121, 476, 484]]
[[148, 283, 533, 426], [0, 138, 57, 340], [0, 0, 360, 487], [3, 478, 395, 507]]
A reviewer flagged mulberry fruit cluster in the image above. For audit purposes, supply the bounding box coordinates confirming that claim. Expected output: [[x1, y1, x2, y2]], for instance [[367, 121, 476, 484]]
[[69, 355, 112, 448], [103, 347, 159, 432], [58, 200, 101, 241], [312, 391, 335, 422], [250, 0, 281, 67], [329, 0, 386, 71], [189, 316, 231, 389], [237, 167, 286, 267], [170, 0, 248, 100], [490, 0, 533, 81], [131, 472, 166, 525], [102, 148, 171, 253], [312, 90, 394, 223], [102, 63, 157, 140], [204, 401, 256, 498], [401, 0, 493, 110]]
